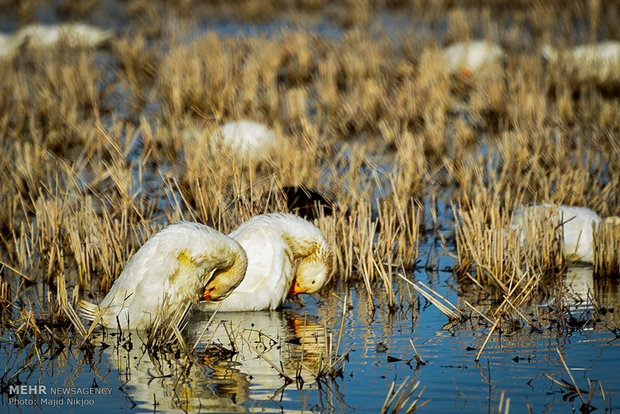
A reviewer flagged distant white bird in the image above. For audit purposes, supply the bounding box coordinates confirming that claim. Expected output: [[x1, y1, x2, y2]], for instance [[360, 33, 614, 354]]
[[512, 204, 605, 263], [79, 222, 248, 330], [542, 41, 620, 85], [17, 23, 112, 49], [199, 213, 332, 311], [0, 23, 111, 60], [442, 41, 505, 77], [210, 120, 278, 162]]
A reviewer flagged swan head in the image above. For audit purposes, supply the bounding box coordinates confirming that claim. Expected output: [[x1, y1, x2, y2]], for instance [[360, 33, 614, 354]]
[[202, 268, 244, 302], [201, 245, 248, 302], [288, 242, 332, 296]]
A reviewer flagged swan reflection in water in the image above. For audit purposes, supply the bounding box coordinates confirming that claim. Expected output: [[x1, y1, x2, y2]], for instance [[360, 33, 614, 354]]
[[563, 266, 595, 305], [96, 309, 328, 412], [564, 265, 620, 308]]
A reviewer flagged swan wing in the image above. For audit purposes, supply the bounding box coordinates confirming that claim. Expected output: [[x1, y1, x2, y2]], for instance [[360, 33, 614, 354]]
[[98, 235, 180, 312], [99, 223, 231, 313]]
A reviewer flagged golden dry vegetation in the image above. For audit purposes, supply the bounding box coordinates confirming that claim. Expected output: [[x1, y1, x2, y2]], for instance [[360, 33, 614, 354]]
[[0, 0, 618, 363]]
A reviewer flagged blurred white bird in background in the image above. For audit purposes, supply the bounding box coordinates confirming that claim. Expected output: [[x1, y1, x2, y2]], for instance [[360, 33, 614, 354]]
[[0, 23, 112, 59], [442, 40, 505, 78], [512, 204, 619, 264], [542, 41, 620, 85], [211, 120, 278, 162]]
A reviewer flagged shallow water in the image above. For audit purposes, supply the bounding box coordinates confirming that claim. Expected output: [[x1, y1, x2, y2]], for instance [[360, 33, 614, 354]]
[[2, 258, 619, 413], [1, 4, 619, 413]]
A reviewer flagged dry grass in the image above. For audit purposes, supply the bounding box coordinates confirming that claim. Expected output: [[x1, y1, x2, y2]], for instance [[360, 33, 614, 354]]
[[593, 218, 620, 278], [381, 377, 429, 414], [0, 0, 618, 372]]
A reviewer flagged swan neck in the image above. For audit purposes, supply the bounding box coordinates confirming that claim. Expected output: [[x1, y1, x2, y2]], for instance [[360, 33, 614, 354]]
[[213, 238, 248, 282], [299, 239, 331, 271], [226, 247, 248, 279]]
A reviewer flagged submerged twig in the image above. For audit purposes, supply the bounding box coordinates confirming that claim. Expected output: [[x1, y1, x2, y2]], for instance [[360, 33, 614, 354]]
[[63, 303, 87, 337], [475, 318, 500, 362], [556, 348, 586, 406], [397, 274, 462, 321], [192, 301, 222, 352], [408, 339, 426, 366], [241, 336, 294, 383]]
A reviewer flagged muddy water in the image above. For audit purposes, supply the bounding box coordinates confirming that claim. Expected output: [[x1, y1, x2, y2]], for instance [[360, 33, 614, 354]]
[[2, 259, 619, 413]]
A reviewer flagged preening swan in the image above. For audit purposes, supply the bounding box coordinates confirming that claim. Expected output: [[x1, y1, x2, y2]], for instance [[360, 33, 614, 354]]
[[79, 222, 248, 330], [542, 41, 620, 85], [199, 213, 332, 311], [512, 204, 620, 264], [210, 120, 277, 161], [442, 41, 505, 77]]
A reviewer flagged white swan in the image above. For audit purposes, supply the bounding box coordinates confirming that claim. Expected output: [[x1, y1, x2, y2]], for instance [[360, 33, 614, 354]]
[[512, 204, 619, 264], [79, 222, 248, 330], [442, 41, 505, 77], [210, 120, 277, 162], [17, 23, 112, 49], [0, 23, 112, 60], [542, 41, 620, 85], [200, 213, 332, 311]]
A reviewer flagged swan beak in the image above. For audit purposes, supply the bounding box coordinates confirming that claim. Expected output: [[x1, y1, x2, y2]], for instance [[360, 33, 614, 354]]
[[202, 287, 213, 301], [461, 68, 472, 80], [288, 280, 303, 297]]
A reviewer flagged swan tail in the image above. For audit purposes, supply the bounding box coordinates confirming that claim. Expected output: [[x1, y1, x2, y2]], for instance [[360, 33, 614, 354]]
[[77, 300, 100, 322]]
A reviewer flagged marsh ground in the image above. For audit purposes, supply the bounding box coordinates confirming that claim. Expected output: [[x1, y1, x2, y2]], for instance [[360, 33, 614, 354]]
[[0, 0, 619, 412]]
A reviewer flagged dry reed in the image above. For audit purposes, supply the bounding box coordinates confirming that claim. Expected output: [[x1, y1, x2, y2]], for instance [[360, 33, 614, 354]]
[[0, 0, 617, 387]]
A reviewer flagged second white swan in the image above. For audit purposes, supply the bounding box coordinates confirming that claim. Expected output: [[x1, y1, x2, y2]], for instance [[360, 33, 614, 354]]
[[200, 213, 332, 311]]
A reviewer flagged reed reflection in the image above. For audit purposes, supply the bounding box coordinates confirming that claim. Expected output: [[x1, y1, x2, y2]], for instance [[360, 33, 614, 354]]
[[188, 310, 328, 390], [95, 309, 328, 412]]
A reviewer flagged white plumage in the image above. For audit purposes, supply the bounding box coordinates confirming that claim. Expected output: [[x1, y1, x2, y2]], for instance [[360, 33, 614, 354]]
[[513, 204, 601, 263], [199, 213, 331, 312], [17, 23, 112, 49], [0, 23, 111, 59], [542, 41, 620, 85], [210, 120, 277, 162], [442, 41, 505, 76], [79, 222, 248, 330]]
